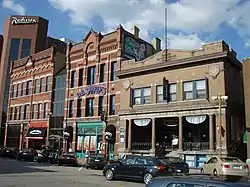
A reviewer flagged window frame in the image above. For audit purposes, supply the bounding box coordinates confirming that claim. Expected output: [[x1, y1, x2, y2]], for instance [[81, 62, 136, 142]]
[[69, 100, 74, 118], [98, 96, 104, 116], [156, 83, 177, 103], [26, 80, 32, 95], [109, 95, 116, 115], [87, 66, 96, 85], [78, 69, 84, 86], [76, 98, 82, 117], [37, 103, 42, 119], [18, 105, 22, 120], [86, 98, 94, 117], [183, 79, 207, 100], [70, 70, 76, 88], [99, 63, 105, 83], [110, 61, 116, 81], [45, 76, 50, 92], [132, 87, 151, 105]]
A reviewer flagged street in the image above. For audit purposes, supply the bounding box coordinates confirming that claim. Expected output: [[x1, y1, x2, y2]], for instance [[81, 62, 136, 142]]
[[0, 158, 144, 187]]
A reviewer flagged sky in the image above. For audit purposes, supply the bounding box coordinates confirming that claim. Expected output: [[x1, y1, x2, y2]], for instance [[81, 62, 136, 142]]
[[1, 0, 250, 60]]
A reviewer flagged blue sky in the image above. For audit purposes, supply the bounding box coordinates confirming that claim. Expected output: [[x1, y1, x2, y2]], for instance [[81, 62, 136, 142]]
[[1, 0, 250, 60]]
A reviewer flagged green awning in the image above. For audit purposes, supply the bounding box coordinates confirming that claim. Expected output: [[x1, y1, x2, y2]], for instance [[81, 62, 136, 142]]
[[243, 131, 247, 143]]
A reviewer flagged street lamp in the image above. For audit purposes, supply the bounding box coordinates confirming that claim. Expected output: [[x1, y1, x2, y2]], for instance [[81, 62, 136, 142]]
[[46, 112, 52, 146], [100, 110, 108, 159], [212, 93, 228, 157]]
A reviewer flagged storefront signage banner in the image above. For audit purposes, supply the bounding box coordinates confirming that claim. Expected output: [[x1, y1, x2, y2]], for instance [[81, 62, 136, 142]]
[[134, 119, 151, 126], [77, 85, 107, 98], [185, 115, 207, 124], [11, 17, 38, 25], [30, 130, 42, 135]]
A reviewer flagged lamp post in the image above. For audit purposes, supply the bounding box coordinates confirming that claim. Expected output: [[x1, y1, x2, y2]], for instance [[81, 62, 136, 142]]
[[100, 111, 108, 159], [46, 112, 52, 146], [212, 93, 228, 157]]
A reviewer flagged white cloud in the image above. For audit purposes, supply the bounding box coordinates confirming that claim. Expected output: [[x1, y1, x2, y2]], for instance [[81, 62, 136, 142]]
[[2, 0, 25, 15], [48, 0, 250, 49]]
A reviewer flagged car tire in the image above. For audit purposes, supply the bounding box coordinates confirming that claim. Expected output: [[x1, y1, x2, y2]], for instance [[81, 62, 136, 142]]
[[143, 173, 153, 184], [213, 169, 218, 176], [105, 169, 114, 181]]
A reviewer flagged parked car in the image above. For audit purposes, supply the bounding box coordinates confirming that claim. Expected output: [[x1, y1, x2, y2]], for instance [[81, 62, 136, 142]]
[[58, 152, 78, 166], [201, 156, 249, 179], [86, 154, 106, 170], [17, 148, 38, 161], [35, 148, 53, 163], [0, 146, 6, 157], [1, 147, 19, 159], [146, 174, 250, 187], [103, 156, 189, 184], [47, 151, 59, 164]]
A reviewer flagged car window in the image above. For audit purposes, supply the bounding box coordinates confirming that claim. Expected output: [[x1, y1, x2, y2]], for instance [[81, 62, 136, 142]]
[[220, 157, 241, 163], [207, 158, 214, 164], [166, 184, 204, 187], [134, 157, 147, 165], [121, 158, 135, 165]]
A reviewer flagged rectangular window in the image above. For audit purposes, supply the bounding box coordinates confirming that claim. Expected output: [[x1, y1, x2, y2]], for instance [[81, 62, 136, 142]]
[[14, 106, 18, 120], [156, 84, 177, 102], [99, 64, 105, 83], [40, 77, 45, 92], [44, 103, 48, 118], [34, 79, 39, 94], [86, 98, 94, 117], [183, 80, 207, 100], [45, 76, 51, 92], [24, 104, 30, 120], [21, 39, 31, 58], [37, 103, 42, 119], [133, 87, 151, 105], [109, 95, 116, 115], [98, 96, 104, 116], [11, 85, 14, 98], [69, 100, 74, 118], [26, 80, 32, 95], [16, 83, 20, 97], [78, 69, 83, 86], [18, 106, 22, 120], [87, 66, 96, 85], [21, 82, 25, 96], [110, 61, 116, 81], [77, 99, 82, 117], [32, 104, 36, 119], [70, 71, 76, 88], [9, 107, 13, 120]]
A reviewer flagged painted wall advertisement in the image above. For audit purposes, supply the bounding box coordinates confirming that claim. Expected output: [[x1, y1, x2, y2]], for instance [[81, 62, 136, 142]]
[[123, 33, 147, 61]]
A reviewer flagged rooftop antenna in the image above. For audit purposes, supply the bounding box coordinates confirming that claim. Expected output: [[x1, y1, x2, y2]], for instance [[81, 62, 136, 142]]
[[164, 2, 168, 63]]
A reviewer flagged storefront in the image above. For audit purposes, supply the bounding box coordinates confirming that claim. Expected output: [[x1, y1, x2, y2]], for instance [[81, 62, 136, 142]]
[[5, 123, 22, 148], [76, 121, 104, 158], [25, 122, 48, 149]]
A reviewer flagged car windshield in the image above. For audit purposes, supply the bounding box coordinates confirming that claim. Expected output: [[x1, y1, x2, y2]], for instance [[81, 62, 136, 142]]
[[157, 157, 184, 164], [220, 157, 241, 162]]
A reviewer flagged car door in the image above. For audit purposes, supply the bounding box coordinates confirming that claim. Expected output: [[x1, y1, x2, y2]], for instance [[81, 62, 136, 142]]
[[130, 157, 148, 179], [203, 157, 215, 174], [115, 157, 136, 178]]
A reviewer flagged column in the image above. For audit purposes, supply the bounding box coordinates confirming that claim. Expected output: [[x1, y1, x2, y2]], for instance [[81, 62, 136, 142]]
[[63, 122, 67, 152], [178, 116, 183, 151], [127, 120, 132, 151], [151, 118, 156, 153], [19, 123, 24, 150], [4, 123, 8, 146], [209, 115, 214, 151], [72, 122, 77, 152]]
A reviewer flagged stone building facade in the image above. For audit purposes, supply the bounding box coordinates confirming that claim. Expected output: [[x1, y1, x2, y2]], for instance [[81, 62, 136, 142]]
[[5, 47, 66, 149], [63, 25, 160, 159], [117, 40, 245, 168]]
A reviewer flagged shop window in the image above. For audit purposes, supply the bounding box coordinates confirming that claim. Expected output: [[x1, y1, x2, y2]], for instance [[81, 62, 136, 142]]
[[32, 104, 36, 119], [44, 103, 48, 118], [110, 61, 116, 81], [77, 99, 82, 117], [18, 105, 22, 120], [78, 69, 83, 86], [156, 84, 177, 102], [26, 80, 32, 95], [98, 96, 104, 116], [40, 77, 45, 92], [109, 95, 115, 115], [37, 103, 42, 119], [69, 100, 74, 118], [133, 87, 151, 105], [99, 64, 105, 83], [86, 98, 94, 117], [70, 70, 76, 88], [183, 80, 207, 100], [45, 76, 50, 92], [87, 66, 96, 85], [24, 104, 30, 119], [184, 155, 207, 168], [21, 39, 31, 58], [34, 79, 39, 94]]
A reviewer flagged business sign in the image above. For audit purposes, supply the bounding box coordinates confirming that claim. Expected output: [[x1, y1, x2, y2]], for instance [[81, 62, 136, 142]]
[[77, 85, 107, 98], [123, 32, 147, 61], [11, 17, 38, 25], [29, 130, 42, 135]]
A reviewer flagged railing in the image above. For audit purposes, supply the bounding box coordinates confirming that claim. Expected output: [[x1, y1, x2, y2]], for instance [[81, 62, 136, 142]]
[[132, 142, 151, 150], [183, 142, 209, 151]]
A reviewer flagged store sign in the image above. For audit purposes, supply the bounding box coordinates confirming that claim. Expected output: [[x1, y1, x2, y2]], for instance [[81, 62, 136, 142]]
[[77, 85, 106, 98], [29, 130, 42, 135], [11, 17, 38, 25]]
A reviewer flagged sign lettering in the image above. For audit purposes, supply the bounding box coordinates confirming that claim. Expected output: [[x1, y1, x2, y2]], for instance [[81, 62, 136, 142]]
[[30, 130, 42, 135], [77, 85, 107, 98], [11, 17, 38, 25]]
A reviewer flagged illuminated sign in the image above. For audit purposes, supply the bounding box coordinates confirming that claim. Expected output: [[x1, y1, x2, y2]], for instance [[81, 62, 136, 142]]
[[77, 85, 107, 98], [11, 17, 38, 25]]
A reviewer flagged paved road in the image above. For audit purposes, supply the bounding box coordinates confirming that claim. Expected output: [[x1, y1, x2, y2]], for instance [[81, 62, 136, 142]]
[[0, 158, 145, 187]]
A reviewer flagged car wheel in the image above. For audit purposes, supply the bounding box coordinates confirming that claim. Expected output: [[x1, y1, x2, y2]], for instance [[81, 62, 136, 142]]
[[213, 169, 218, 176], [143, 173, 153, 184], [105, 169, 114, 181], [86, 166, 89, 169], [201, 169, 204, 174]]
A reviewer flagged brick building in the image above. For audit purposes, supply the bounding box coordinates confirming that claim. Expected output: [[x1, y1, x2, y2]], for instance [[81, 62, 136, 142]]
[[5, 46, 66, 149], [117, 40, 245, 167], [0, 15, 66, 145], [63, 25, 160, 159]]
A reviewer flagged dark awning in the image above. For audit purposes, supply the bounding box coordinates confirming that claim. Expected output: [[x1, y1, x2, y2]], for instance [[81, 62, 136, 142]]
[[105, 125, 116, 141], [26, 127, 46, 139], [63, 126, 73, 139]]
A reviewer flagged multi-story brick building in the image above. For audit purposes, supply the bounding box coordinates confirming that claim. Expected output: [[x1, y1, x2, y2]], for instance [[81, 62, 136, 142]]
[[117, 40, 246, 167], [0, 16, 66, 145], [64, 25, 160, 158], [5, 46, 66, 149]]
